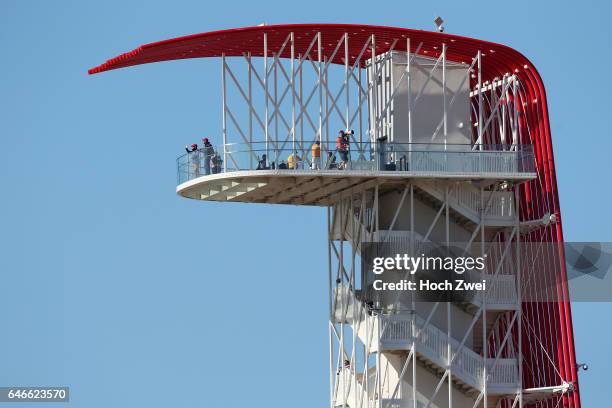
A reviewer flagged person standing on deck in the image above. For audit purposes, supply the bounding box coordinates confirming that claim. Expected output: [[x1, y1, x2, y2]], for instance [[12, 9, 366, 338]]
[[311, 141, 321, 170]]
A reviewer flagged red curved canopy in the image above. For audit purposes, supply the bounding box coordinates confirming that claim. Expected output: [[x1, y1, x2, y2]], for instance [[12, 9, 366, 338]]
[[88, 23, 531, 79]]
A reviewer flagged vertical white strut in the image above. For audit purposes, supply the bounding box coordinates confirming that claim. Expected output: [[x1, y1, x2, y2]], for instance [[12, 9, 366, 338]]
[[477, 50, 483, 150], [442, 43, 447, 149], [344, 33, 350, 132], [318, 33, 323, 162], [264, 33, 269, 160], [290, 33, 296, 165], [221, 53, 227, 172]]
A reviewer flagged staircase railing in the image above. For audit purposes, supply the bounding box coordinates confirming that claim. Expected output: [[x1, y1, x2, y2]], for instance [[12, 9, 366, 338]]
[[378, 314, 518, 391], [333, 277, 519, 392], [416, 181, 514, 223], [466, 271, 518, 308]]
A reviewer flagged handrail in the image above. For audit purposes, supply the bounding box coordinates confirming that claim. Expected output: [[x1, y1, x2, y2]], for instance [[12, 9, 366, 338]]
[[417, 180, 515, 221], [334, 285, 518, 391], [379, 313, 518, 390], [177, 142, 536, 185]]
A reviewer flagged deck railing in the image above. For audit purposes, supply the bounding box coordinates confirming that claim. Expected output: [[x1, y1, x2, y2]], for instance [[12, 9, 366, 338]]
[[177, 142, 536, 185]]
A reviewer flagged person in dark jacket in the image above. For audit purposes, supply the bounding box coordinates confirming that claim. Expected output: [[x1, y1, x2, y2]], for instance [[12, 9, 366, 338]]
[[337, 130, 352, 169], [326, 151, 338, 169], [257, 154, 270, 170], [201, 138, 214, 175]]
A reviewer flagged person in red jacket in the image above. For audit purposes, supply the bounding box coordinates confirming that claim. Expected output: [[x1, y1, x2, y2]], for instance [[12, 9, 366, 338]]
[[185, 143, 200, 177], [336, 130, 348, 169]]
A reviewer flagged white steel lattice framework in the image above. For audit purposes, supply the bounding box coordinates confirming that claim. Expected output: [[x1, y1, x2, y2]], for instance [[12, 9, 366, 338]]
[[219, 36, 527, 408]]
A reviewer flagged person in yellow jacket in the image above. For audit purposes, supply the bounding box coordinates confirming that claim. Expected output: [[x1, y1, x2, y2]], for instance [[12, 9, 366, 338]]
[[288, 152, 301, 169], [311, 141, 321, 170]]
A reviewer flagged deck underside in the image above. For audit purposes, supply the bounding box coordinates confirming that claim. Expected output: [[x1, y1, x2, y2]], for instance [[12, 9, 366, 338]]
[[176, 170, 536, 206]]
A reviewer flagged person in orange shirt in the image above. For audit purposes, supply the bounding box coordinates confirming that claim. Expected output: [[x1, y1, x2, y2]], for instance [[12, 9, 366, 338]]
[[311, 141, 321, 170]]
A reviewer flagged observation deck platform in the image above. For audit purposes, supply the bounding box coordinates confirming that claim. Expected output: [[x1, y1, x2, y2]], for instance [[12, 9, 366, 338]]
[[176, 143, 536, 206]]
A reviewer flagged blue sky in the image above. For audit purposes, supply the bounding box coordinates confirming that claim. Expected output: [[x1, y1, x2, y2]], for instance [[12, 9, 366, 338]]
[[0, 0, 610, 407]]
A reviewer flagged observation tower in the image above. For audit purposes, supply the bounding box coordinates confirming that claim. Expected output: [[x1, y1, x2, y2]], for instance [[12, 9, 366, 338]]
[[90, 23, 580, 408]]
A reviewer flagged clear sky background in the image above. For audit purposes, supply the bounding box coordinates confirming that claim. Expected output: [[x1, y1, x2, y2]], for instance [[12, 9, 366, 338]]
[[0, 0, 610, 407]]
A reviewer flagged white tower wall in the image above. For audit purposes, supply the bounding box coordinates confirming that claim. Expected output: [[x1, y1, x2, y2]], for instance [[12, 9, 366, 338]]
[[367, 51, 472, 146]]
